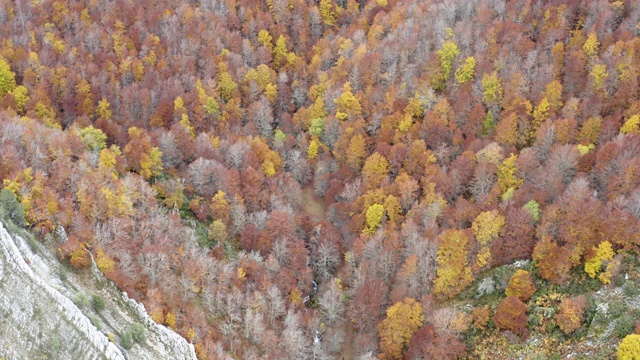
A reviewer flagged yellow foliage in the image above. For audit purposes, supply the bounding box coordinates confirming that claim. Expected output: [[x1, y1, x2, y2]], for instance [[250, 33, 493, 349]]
[[482, 71, 503, 106], [618, 334, 640, 360], [505, 269, 537, 301], [180, 114, 195, 139], [438, 41, 460, 81], [258, 30, 273, 50], [377, 298, 424, 360], [288, 288, 303, 308], [590, 64, 608, 91], [217, 62, 238, 102], [583, 32, 599, 58], [384, 195, 401, 223], [139, 146, 163, 179], [319, 0, 335, 26], [433, 230, 473, 299], [577, 143, 595, 155], [397, 113, 412, 133], [10, 85, 28, 113], [455, 56, 476, 84], [578, 117, 602, 144], [533, 96, 550, 126], [79, 125, 107, 152], [362, 152, 389, 179], [363, 203, 384, 235], [99, 145, 121, 179], [621, 115, 640, 135], [186, 328, 196, 343], [584, 241, 614, 279], [273, 35, 287, 67], [96, 98, 112, 120], [165, 312, 177, 329], [476, 247, 492, 269], [543, 80, 563, 109], [95, 249, 116, 273], [261, 158, 276, 177], [600, 256, 621, 285], [497, 154, 523, 193], [307, 139, 319, 160], [334, 82, 361, 121], [346, 133, 366, 171], [472, 210, 506, 246], [150, 309, 165, 324]]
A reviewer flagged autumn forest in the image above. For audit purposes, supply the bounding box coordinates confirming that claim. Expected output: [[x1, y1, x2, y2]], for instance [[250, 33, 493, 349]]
[[2, 0, 640, 358]]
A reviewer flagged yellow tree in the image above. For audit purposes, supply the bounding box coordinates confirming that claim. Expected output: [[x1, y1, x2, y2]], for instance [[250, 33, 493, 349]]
[[583, 32, 599, 58], [0, 57, 16, 96], [257, 30, 273, 51], [217, 62, 238, 102], [307, 138, 319, 160], [455, 56, 476, 84], [505, 270, 537, 301], [482, 71, 503, 107], [543, 80, 563, 110], [124, 127, 163, 180], [590, 64, 608, 91], [334, 82, 362, 121], [437, 40, 460, 86], [621, 115, 640, 135], [584, 241, 614, 281], [79, 125, 107, 152], [318, 0, 335, 27], [210, 190, 230, 224], [96, 98, 112, 120], [346, 133, 366, 171], [531, 97, 550, 139], [362, 152, 389, 188], [618, 334, 640, 360], [273, 35, 288, 67], [497, 154, 523, 194], [433, 229, 473, 299], [75, 77, 93, 116], [472, 210, 505, 269], [363, 203, 384, 235], [377, 298, 424, 360], [11, 85, 28, 113]]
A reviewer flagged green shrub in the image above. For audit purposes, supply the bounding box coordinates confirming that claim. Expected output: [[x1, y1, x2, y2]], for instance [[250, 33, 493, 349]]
[[131, 323, 147, 343], [92, 295, 105, 312], [90, 315, 101, 330], [615, 316, 637, 339], [623, 282, 639, 297], [0, 189, 26, 227], [609, 299, 628, 319], [120, 331, 134, 350], [73, 293, 90, 308]]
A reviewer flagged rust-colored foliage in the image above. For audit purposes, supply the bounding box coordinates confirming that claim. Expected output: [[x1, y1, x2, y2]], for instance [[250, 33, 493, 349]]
[[493, 296, 529, 338], [554, 295, 588, 335], [505, 270, 537, 302], [406, 324, 466, 360]]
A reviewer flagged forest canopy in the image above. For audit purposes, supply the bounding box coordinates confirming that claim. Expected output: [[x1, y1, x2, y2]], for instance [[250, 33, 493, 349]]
[[1, 0, 640, 358]]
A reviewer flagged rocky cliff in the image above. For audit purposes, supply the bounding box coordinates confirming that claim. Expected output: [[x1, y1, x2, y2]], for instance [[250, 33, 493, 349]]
[[0, 221, 197, 360]]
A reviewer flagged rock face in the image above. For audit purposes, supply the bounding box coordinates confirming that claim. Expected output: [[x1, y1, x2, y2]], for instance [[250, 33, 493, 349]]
[[0, 221, 197, 360]]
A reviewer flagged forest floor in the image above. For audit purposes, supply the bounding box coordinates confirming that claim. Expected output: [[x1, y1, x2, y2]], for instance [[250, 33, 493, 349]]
[[301, 186, 326, 221]]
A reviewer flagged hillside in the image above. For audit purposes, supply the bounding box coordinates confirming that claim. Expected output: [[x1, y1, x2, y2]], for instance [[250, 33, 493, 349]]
[[2, 0, 640, 359], [0, 220, 196, 359]]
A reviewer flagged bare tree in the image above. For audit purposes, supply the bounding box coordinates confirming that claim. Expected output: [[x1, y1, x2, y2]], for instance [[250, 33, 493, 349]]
[[282, 310, 310, 359], [318, 279, 345, 325]]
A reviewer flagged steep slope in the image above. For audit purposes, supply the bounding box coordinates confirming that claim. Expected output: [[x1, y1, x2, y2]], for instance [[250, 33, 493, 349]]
[[0, 221, 196, 360]]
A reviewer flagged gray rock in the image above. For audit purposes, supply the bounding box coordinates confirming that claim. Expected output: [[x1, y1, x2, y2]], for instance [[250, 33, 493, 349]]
[[0, 221, 196, 360]]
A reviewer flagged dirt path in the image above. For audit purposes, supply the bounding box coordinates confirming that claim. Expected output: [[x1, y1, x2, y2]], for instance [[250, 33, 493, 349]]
[[301, 186, 326, 220], [339, 320, 356, 360]]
